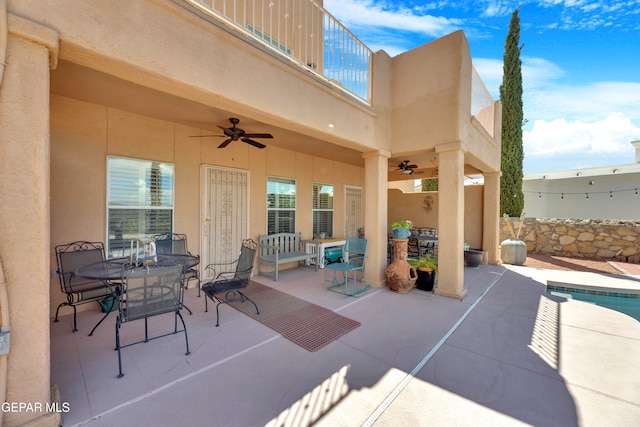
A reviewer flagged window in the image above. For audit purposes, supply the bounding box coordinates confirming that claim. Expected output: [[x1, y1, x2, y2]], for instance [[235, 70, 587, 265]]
[[313, 183, 334, 237], [267, 177, 296, 234], [107, 156, 174, 257]]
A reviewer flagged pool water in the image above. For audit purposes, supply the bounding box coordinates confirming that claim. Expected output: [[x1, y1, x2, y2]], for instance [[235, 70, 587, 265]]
[[547, 285, 640, 322]]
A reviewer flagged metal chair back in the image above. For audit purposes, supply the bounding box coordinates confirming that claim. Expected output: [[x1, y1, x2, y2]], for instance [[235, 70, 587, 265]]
[[153, 233, 189, 255], [54, 241, 114, 334], [201, 239, 258, 326], [116, 264, 190, 377]]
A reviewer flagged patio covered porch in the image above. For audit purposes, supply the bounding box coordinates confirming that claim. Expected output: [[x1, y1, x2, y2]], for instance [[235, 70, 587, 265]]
[[52, 266, 640, 426]]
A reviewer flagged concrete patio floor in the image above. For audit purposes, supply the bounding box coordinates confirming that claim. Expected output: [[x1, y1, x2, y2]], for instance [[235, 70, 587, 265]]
[[51, 263, 640, 427]]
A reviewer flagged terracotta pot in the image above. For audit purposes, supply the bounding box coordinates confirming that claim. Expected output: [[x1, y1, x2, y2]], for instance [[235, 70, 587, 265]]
[[386, 239, 417, 293]]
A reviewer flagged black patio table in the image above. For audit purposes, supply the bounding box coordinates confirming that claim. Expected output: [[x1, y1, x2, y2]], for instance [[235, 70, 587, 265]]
[[75, 254, 200, 315], [75, 254, 200, 281]]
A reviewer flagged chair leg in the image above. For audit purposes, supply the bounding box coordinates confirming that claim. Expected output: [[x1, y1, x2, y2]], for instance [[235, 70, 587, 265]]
[[116, 317, 124, 378], [72, 305, 78, 332], [180, 285, 193, 316], [238, 291, 259, 316], [88, 308, 112, 337], [176, 311, 190, 355], [215, 300, 226, 327]]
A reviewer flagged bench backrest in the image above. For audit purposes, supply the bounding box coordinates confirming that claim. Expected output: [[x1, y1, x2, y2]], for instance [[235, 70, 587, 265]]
[[259, 233, 303, 256]]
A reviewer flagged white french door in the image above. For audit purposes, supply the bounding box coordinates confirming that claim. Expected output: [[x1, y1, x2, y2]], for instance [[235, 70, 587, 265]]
[[201, 165, 249, 279], [344, 185, 363, 238]]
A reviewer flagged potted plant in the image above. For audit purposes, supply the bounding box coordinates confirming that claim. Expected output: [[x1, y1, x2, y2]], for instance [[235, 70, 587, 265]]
[[408, 255, 438, 291], [391, 220, 413, 239], [464, 248, 485, 267]]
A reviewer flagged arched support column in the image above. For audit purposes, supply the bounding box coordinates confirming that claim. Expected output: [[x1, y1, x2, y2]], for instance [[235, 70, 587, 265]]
[[363, 150, 390, 287], [434, 142, 467, 300], [483, 171, 501, 264]]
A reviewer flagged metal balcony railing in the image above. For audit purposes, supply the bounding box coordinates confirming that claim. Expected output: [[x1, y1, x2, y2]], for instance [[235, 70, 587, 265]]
[[185, 0, 373, 105], [471, 66, 496, 137]]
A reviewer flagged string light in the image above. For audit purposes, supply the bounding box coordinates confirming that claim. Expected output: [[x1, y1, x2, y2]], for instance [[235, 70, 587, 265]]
[[525, 187, 640, 198]]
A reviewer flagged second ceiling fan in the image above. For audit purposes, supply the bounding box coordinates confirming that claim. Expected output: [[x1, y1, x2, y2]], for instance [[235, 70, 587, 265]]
[[192, 117, 273, 149], [396, 160, 423, 175]]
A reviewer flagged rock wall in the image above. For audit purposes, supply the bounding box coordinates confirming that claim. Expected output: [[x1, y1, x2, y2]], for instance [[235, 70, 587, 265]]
[[500, 218, 640, 262]]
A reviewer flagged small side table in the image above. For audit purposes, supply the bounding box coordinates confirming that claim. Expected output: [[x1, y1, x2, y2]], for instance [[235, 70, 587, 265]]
[[305, 237, 346, 268]]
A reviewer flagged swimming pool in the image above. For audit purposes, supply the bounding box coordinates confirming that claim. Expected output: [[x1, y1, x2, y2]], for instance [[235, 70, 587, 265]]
[[547, 284, 640, 322]]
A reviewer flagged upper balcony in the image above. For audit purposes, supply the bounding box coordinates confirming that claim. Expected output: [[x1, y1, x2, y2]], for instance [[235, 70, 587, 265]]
[[185, 0, 372, 105], [183, 0, 496, 140]]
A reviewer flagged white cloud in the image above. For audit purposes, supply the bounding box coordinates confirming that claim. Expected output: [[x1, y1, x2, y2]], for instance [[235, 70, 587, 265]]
[[526, 81, 640, 123], [323, 0, 462, 37], [523, 113, 640, 157]]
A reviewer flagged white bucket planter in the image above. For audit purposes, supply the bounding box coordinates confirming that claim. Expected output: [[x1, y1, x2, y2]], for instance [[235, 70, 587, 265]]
[[501, 239, 527, 265]]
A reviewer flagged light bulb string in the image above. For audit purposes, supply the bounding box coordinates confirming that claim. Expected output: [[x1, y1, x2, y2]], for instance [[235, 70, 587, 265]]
[[525, 187, 639, 197]]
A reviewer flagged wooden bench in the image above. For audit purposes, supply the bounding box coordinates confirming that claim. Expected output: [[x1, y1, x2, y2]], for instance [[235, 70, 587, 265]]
[[258, 233, 319, 281]]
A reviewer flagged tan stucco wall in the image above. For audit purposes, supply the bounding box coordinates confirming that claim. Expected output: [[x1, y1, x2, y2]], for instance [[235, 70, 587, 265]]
[[388, 185, 484, 249], [50, 95, 365, 317], [11, 0, 382, 154]]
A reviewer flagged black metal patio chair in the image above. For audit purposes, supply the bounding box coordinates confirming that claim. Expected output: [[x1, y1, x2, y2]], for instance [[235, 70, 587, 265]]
[[153, 233, 199, 316], [201, 239, 258, 327], [55, 241, 118, 335], [115, 264, 190, 378], [153, 233, 200, 294]]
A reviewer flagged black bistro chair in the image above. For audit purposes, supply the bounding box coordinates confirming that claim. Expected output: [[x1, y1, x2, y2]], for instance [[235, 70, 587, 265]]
[[201, 239, 258, 327], [153, 233, 200, 294], [115, 264, 190, 378], [54, 241, 118, 335]]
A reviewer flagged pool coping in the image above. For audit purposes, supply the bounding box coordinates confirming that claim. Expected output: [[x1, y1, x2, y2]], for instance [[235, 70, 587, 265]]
[[545, 269, 640, 297]]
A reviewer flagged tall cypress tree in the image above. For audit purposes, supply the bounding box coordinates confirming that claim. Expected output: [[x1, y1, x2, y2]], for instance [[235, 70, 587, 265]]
[[499, 8, 524, 216]]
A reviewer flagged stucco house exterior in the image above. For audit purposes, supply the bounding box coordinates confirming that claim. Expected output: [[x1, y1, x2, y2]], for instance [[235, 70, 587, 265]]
[[523, 141, 640, 220], [0, 0, 501, 424]]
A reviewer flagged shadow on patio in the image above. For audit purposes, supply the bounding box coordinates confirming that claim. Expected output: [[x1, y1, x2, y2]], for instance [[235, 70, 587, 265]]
[[51, 265, 640, 426]]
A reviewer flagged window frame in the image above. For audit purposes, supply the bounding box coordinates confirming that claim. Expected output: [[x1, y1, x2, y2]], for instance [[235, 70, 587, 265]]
[[106, 156, 175, 257], [312, 182, 334, 237], [266, 176, 297, 235]]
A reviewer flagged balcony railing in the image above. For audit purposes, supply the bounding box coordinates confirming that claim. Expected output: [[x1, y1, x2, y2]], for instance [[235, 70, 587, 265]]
[[185, 0, 373, 105], [471, 66, 496, 137]]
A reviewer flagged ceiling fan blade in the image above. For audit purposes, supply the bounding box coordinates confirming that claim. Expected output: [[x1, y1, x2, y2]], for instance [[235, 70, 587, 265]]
[[189, 134, 225, 138], [217, 138, 233, 148], [242, 138, 266, 149], [244, 133, 273, 139]]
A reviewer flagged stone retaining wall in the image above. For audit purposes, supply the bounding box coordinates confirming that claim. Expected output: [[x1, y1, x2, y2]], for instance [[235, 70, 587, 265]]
[[499, 218, 640, 262]]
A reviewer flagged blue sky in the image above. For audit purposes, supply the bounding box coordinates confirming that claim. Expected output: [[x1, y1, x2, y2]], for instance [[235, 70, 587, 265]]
[[323, 0, 640, 174]]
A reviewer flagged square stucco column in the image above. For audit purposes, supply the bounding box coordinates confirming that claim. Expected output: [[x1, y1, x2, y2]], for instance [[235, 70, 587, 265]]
[[434, 143, 467, 300], [363, 150, 389, 287], [483, 171, 501, 264], [0, 14, 60, 427]]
